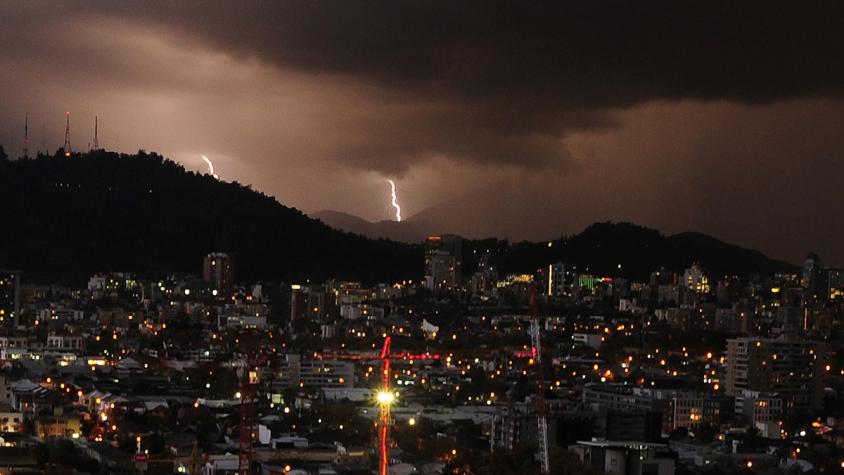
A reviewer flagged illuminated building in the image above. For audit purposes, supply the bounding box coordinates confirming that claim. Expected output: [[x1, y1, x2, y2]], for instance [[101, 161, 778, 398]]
[[0, 269, 20, 324], [543, 262, 575, 297], [38, 307, 84, 322], [668, 393, 731, 430], [46, 335, 85, 351], [735, 389, 782, 427], [576, 274, 601, 293], [0, 410, 23, 432], [36, 407, 82, 438], [572, 333, 604, 349], [725, 334, 826, 415], [424, 235, 462, 290], [801, 252, 821, 291], [223, 314, 267, 329], [583, 384, 730, 433], [290, 284, 335, 321], [682, 263, 710, 294], [279, 354, 353, 388], [469, 252, 497, 298], [828, 268, 844, 301], [202, 252, 233, 292]]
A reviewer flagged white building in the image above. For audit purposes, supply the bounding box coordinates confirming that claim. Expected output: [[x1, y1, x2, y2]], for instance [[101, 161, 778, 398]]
[[570, 440, 675, 475], [46, 335, 85, 352]]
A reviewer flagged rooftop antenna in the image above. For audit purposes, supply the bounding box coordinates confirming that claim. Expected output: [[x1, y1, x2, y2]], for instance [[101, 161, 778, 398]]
[[63, 111, 71, 157], [92, 115, 98, 150], [23, 114, 29, 158]]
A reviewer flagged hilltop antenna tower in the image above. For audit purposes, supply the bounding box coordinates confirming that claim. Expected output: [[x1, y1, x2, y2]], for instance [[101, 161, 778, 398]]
[[23, 114, 29, 158], [63, 112, 71, 157], [93, 116, 98, 150]]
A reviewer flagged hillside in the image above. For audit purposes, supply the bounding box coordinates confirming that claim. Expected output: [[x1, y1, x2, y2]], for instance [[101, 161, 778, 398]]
[[0, 151, 795, 286], [473, 223, 796, 280], [311, 208, 795, 280], [0, 150, 422, 284]]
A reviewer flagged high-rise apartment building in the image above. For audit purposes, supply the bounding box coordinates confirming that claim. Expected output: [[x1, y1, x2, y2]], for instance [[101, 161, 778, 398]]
[[290, 284, 335, 321], [202, 253, 233, 292], [0, 270, 20, 324], [682, 263, 710, 294], [828, 268, 844, 301], [424, 234, 462, 290], [725, 334, 826, 415]]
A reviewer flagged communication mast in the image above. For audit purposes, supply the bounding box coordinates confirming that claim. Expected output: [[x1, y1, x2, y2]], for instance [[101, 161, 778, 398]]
[[93, 115, 99, 150], [23, 114, 29, 158], [529, 286, 550, 474], [63, 112, 71, 157]]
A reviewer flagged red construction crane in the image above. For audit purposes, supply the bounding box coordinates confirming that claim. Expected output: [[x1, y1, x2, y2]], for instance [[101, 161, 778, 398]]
[[238, 352, 258, 475], [377, 336, 393, 475], [237, 332, 270, 475], [529, 286, 550, 474], [314, 338, 441, 475]]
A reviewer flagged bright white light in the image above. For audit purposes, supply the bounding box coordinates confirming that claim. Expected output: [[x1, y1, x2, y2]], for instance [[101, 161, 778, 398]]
[[377, 391, 395, 404], [201, 155, 220, 179], [387, 179, 402, 222]]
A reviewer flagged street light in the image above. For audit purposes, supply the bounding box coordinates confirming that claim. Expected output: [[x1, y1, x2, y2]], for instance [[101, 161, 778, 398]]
[[377, 391, 395, 405]]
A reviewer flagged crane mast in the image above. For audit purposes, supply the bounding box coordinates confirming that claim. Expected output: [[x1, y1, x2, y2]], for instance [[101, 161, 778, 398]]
[[378, 336, 393, 475], [529, 287, 550, 474]]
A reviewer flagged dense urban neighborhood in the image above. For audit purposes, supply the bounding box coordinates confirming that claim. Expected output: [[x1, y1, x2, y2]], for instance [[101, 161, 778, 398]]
[[1, 237, 843, 475]]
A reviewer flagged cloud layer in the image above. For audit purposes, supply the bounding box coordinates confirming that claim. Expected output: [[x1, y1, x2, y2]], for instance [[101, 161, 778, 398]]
[[1, 1, 843, 264]]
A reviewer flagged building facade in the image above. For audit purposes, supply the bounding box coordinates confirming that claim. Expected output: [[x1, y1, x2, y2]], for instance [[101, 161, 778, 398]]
[[202, 252, 233, 292], [424, 235, 462, 290], [725, 334, 826, 415]]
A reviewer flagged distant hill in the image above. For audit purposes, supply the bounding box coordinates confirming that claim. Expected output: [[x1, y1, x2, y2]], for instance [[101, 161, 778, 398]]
[[312, 188, 510, 243], [311, 210, 429, 243], [0, 150, 422, 284]]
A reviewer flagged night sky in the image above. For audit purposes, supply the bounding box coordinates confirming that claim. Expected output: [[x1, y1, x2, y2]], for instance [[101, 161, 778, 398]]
[[2, 1, 843, 265]]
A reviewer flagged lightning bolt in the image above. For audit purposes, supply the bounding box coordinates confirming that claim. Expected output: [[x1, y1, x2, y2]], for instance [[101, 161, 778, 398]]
[[387, 179, 402, 222], [201, 155, 219, 179]]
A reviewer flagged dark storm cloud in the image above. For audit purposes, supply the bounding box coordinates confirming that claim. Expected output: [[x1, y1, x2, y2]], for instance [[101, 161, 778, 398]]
[[9, 0, 842, 173], [111, 1, 844, 102], [1, 1, 843, 265]]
